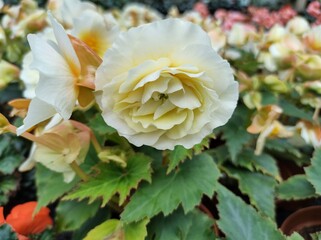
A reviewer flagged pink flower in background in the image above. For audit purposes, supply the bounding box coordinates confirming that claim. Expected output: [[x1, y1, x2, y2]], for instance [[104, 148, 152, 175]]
[[278, 5, 297, 24], [307, 1, 321, 18], [307, 1, 321, 25], [193, 2, 209, 18], [215, 9, 248, 30]]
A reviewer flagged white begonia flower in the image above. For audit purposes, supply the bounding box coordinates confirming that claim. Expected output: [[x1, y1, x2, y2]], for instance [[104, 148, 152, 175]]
[[95, 19, 238, 150], [47, 0, 96, 28], [17, 13, 101, 135], [121, 3, 163, 29], [304, 25, 321, 52], [227, 23, 255, 47], [19, 113, 63, 172], [20, 52, 39, 99], [266, 24, 286, 43], [269, 34, 304, 59], [33, 120, 90, 183], [71, 10, 120, 58], [286, 16, 310, 35], [20, 28, 55, 99]]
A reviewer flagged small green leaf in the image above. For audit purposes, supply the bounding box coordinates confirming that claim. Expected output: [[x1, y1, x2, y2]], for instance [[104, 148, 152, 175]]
[[0, 155, 23, 174], [147, 208, 216, 240], [224, 168, 276, 219], [64, 153, 152, 206], [305, 149, 321, 195], [36, 164, 79, 211], [217, 184, 286, 240], [279, 99, 313, 121], [287, 232, 304, 240], [310, 231, 321, 240], [0, 176, 18, 205], [236, 149, 280, 180], [84, 219, 148, 240], [220, 106, 253, 162], [166, 145, 192, 174], [88, 114, 116, 136], [277, 175, 317, 200], [121, 153, 219, 223], [0, 224, 18, 240], [55, 200, 101, 232]]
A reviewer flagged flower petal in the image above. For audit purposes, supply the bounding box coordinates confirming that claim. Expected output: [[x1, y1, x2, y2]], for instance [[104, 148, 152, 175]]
[[17, 98, 56, 135], [6, 202, 52, 236]]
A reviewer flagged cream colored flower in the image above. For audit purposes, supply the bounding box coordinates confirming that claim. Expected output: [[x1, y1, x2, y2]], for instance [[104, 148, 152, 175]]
[[286, 16, 310, 35], [266, 24, 286, 43], [47, 0, 96, 28], [71, 10, 119, 58], [120, 3, 162, 29], [269, 34, 304, 61], [297, 121, 321, 148], [227, 23, 255, 46], [33, 120, 90, 182], [304, 25, 321, 52], [20, 28, 55, 99], [95, 19, 238, 150]]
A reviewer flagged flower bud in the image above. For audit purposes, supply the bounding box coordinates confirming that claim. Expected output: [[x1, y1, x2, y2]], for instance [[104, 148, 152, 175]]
[[0, 113, 10, 134], [286, 16, 310, 35], [0, 60, 19, 89], [296, 54, 321, 80]]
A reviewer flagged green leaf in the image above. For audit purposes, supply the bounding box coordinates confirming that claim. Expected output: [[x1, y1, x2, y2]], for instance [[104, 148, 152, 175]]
[[277, 175, 317, 200], [217, 184, 286, 240], [0, 155, 23, 174], [0, 224, 18, 240], [236, 149, 280, 180], [220, 106, 253, 162], [55, 199, 101, 232], [84, 219, 149, 240], [88, 113, 116, 136], [121, 153, 219, 223], [253, 154, 281, 180], [147, 208, 216, 240], [0, 176, 18, 205], [287, 232, 304, 240], [72, 206, 111, 240], [279, 99, 313, 121], [64, 153, 152, 206], [166, 145, 192, 174], [310, 231, 321, 240], [224, 168, 276, 219], [36, 164, 79, 211], [305, 149, 321, 195]]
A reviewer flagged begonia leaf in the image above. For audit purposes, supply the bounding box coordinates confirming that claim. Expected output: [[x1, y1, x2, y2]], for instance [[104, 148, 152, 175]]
[[147, 208, 216, 240], [224, 167, 276, 219], [217, 184, 286, 240], [121, 153, 219, 223], [64, 153, 152, 206], [277, 175, 317, 200], [84, 219, 148, 240], [305, 149, 321, 195]]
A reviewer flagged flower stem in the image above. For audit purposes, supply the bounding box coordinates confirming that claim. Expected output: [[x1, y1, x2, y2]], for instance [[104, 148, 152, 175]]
[[70, 161, 89, 182]]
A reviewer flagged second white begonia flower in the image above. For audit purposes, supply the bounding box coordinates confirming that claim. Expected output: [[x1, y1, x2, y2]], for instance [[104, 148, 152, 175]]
[[17, 13, 101, 135], [96, 19, 238, 150]]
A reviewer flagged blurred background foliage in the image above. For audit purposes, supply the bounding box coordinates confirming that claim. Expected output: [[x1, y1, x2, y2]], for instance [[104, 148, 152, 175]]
[[2, 0, 312, 13]]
